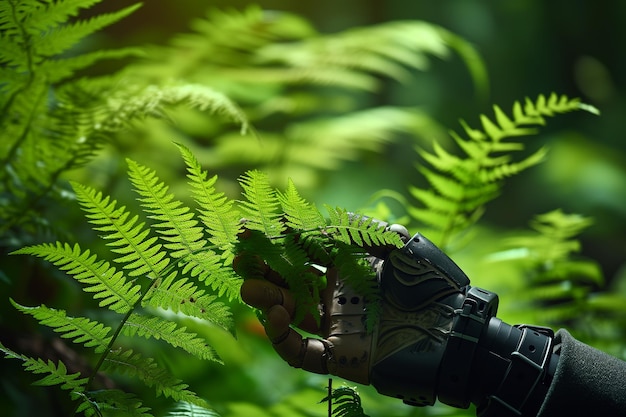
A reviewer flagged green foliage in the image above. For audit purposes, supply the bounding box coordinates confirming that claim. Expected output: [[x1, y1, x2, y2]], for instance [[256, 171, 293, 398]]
[[7, 144, 404, 415], [132, 6, 484, 187], [489, 210, 603, 325], [236, 170, 404, 326], [0, 341, 88, 394], [321, 386, 370, 417], [166, 402, 220, 417], [1, 2, 620, 417], [0, 0, 139, 240], [408, 93, 599, 250], [0, 0, 250, 251]]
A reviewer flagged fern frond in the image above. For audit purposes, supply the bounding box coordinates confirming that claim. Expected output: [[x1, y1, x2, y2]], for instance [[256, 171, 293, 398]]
[[166, 401, 220, 417], [238, 170, 285, 236], [11, 300, 112, 353], [11, 242, 141, 313], [503, 209, 597, 267], [103, 83, 249, 135], [324, 207, 404, 248], [489, 210, 603, 325], [257, 20, 482, 92], [42, 47, 144, 84], [72, 181, 170, 279], [35, 4, 141, 57], [103, 348, 209, 408], [410, 93, 598, 249], [278, 179, 326, 231], [127, 159, 206, 259], [177, 143, 242, 260], [126, 157, 241, 311], [77, 389, 153, 417], [283, 107, 444, 171], [122, 314, 221, 363], [145, 279, 234, 331], [0, 342, 88, 395], [321, 386, 369, 417]]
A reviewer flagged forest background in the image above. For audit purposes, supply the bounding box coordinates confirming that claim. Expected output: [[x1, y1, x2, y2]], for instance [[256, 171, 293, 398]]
[[2, 1, 626, 417]]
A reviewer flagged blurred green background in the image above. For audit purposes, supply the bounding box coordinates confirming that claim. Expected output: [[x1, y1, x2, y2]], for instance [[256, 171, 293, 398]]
[[88, 0, 626, 276], [2, 1, 626, 417]]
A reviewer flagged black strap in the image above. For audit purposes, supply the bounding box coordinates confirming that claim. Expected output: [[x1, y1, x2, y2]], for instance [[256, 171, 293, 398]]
[[478, 325, 557, 417], [438, 286, 499, 408]]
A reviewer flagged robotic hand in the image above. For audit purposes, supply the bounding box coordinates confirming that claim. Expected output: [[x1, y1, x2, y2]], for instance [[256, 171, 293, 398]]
[[237, 222, 560, 417]]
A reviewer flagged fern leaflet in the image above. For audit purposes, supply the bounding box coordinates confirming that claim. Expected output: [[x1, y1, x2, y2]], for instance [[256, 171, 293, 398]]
[[324, 207, 404, 248], [72, 181, 170, 280], [177, 143, 242, 261], [11, 242, 141, 313], [123, 314, 221, 363], [321, 386, 370, 417], [238, 170, 285, 236], [76, 390, 152, 417], [0, 341, 88, 396], [278, 179, 326, 231], [146, 279, 234, 331], [166, 401, 220, 417], [11, 300, 113, 353], [103, 348, 209, 408], [409, 93, 598, 249]]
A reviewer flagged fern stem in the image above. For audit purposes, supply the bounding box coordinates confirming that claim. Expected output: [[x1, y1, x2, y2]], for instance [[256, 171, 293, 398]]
[[0, 0, 36, 129], [328, 378, 333, 417], [83, 241, 203, 391]]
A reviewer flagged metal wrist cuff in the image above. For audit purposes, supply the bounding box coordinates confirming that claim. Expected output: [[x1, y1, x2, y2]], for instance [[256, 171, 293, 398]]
[[477, 325, 555, 417], [438, 286, 500, 408]]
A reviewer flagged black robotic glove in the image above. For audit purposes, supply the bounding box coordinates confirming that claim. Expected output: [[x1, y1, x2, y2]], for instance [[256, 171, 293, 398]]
[[238, 223, 560, 417]]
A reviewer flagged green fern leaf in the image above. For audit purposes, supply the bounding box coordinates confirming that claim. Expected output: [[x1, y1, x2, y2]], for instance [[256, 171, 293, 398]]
[[72, 181, 170, 279], [122, 314, 221, 363], [16, 0, 104, 32], [35, 4, 141, 57], [490, 210, 602, 326], [11, 300, 112, 353], [177, 143, 242, 259], [278, 179, 326, 231], [127, 156, 240, 308], [166, 401, 220, 417], [146, 279, 234, 331], [323, 208, 404, 249], [238, 170, 285, 236], [409, 93, 598, 248], [103, 84, 249, 135], [77, 389, 153, 417], [321, 386, 370, 417], [11, 242, 141, 313], [1, 342, 88, 394], [103, 348, 209, 408], [478, 146, 548, 182], [128, 158, 204, 258]]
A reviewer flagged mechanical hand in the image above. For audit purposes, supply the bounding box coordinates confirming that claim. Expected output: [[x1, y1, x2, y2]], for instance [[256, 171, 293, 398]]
[[237, 223, 559, 417]]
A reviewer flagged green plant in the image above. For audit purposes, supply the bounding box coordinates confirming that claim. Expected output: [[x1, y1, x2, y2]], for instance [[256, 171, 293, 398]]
[[2, 2, 619, 417], [404, 93, 599, 250], [3, 143, 403, 415], [0, 0, 249, 251], [488, 209, 603, 326], [125, 5, 487, 188], [321, 385, 370, 417]]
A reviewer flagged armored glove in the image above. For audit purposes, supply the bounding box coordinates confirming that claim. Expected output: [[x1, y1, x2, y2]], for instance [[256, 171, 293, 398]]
[[238, 223, 560, 417]]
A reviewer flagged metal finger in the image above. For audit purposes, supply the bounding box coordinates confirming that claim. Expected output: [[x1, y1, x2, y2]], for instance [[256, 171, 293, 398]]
[[240, 279, 296, 317], [265, 305, 330, 375]]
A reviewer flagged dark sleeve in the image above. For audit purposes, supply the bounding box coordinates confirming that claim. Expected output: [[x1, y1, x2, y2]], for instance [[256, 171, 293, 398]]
[[538, 329, 626, 416]]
